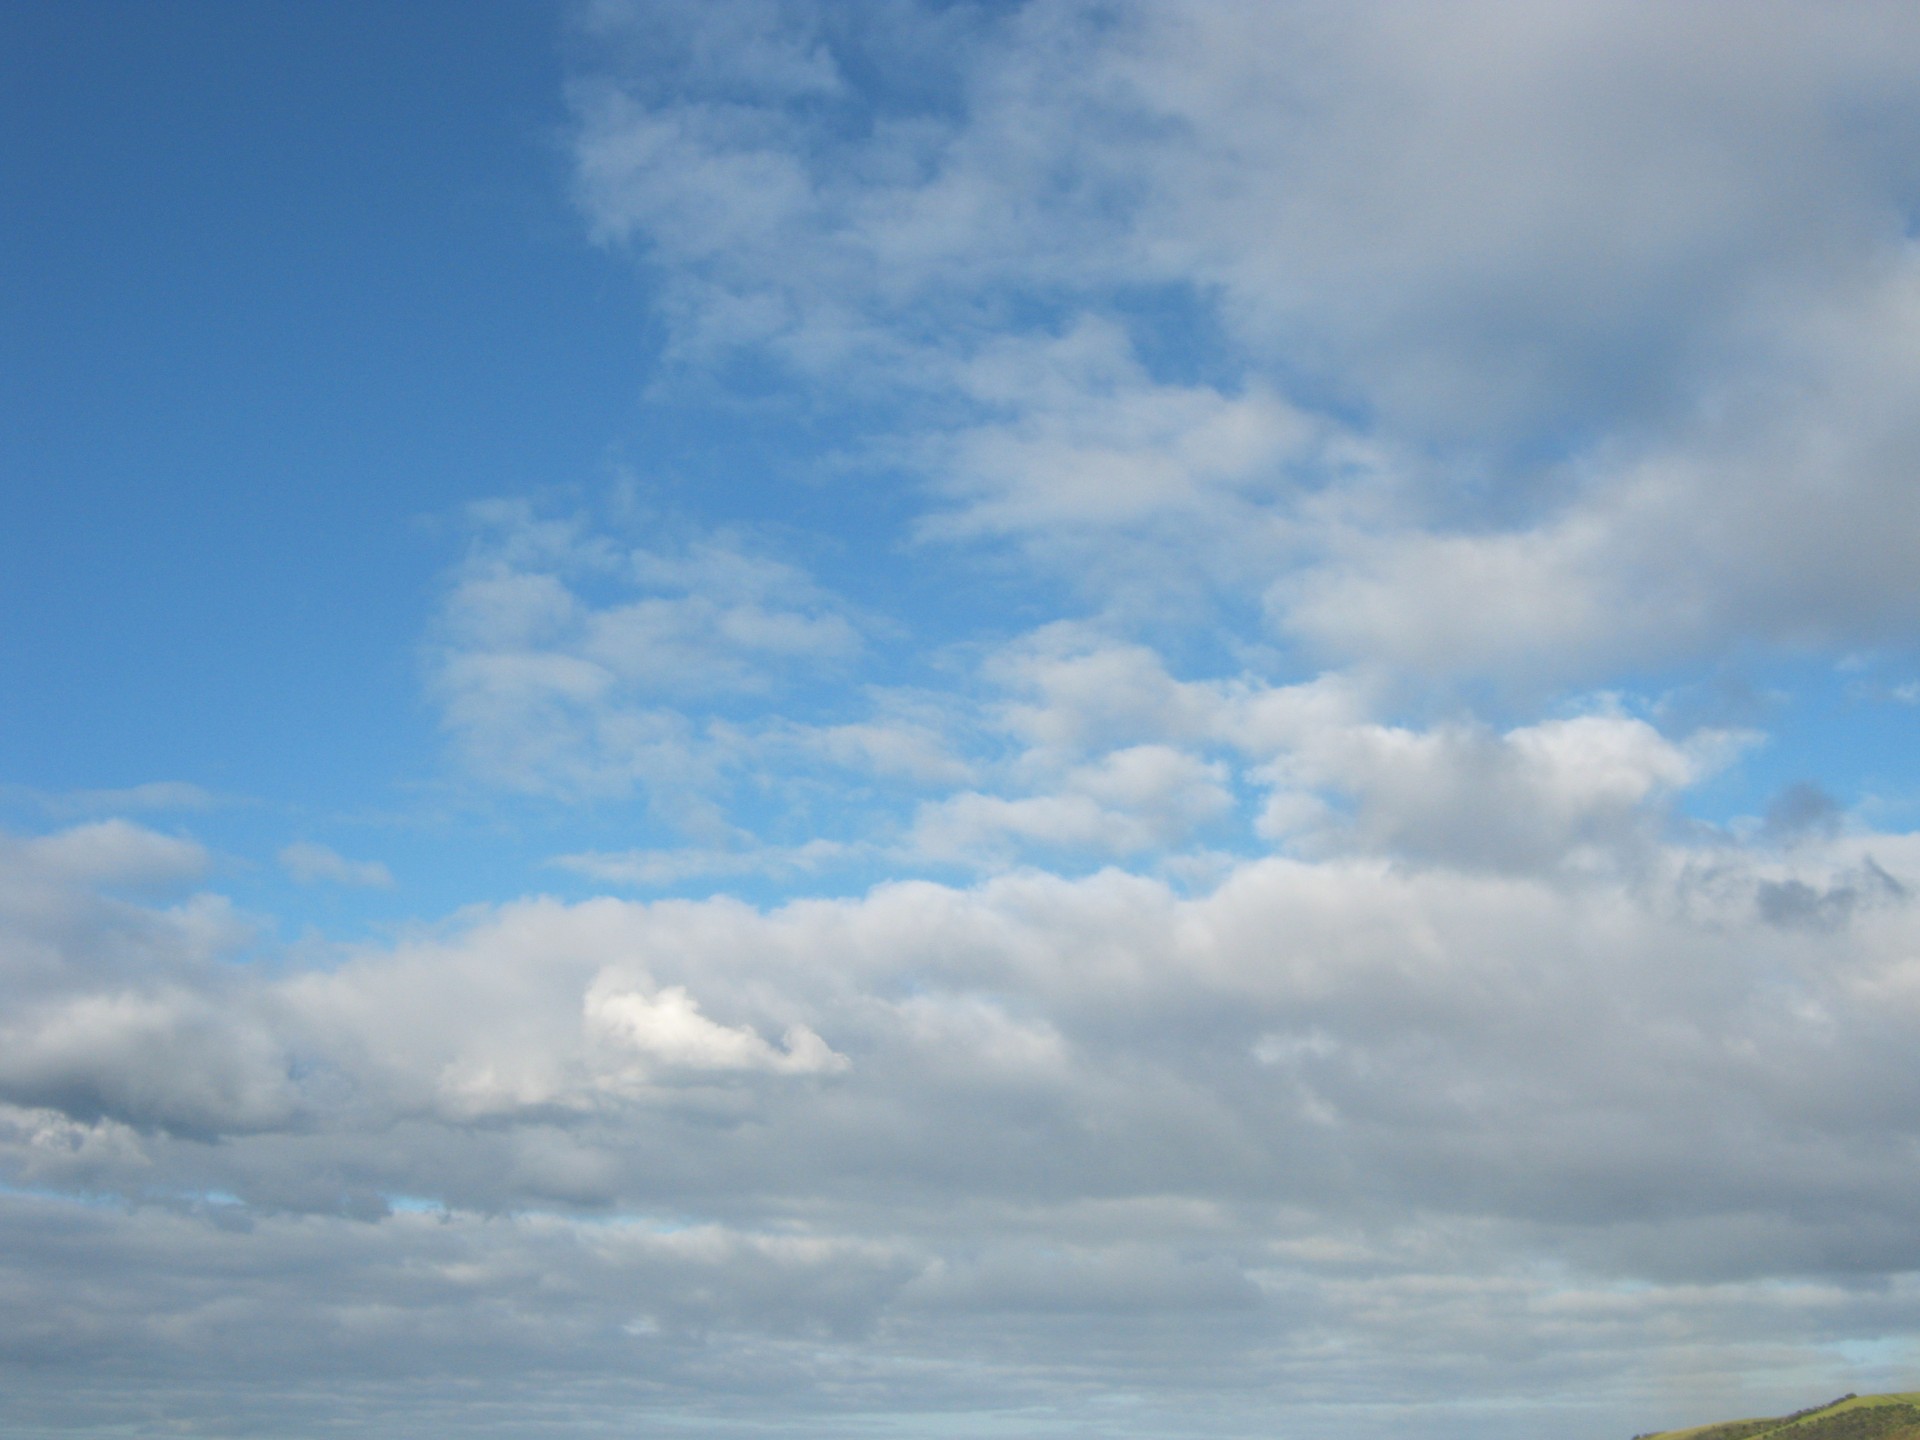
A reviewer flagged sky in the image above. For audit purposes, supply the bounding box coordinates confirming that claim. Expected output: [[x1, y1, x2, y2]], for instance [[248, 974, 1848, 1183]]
[[7, 2, 1920, 1437]]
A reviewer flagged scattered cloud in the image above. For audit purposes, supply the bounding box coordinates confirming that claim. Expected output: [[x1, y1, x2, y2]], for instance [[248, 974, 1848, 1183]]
[[279, 842, 395, 889], [429, 502, 867, 805], [19, 819, 209, 888], [572, 0, 1920, 681], [36, 780, 223, 816], [550, 836, 854, 888], [909, 743, 1233, 864]]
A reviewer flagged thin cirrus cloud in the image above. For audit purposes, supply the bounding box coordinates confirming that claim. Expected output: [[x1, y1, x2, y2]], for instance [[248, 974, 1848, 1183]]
[[10, 3, 1920, 1439]]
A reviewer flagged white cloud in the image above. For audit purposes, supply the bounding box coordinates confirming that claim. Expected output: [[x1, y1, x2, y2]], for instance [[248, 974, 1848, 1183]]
[[915, 317, 1327, 565], [551, 837, 853, 888], [22, 819, 208, 888], [8, 816, 1920, 1422], [279, 842, 394, 889], [40, 780, 221, 816], [0, 988, 296, 1139], [570, 0, 1920, 680], [793, 715, 975, 787], [9, 796, 1920, 1428], [1254, 710, 1751, 872], [910, 743, 1233, 863], [429, 503, 866, 802], [1278, 252, 1920, 675], [584, 978, 848, 1078]]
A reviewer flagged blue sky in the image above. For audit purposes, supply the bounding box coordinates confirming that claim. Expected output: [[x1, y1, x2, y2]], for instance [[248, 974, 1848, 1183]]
[[9, 4, 1920, 1438]]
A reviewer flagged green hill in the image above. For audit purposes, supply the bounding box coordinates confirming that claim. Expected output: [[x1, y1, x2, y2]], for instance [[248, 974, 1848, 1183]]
[[1640, 1393, 1920, 1440]]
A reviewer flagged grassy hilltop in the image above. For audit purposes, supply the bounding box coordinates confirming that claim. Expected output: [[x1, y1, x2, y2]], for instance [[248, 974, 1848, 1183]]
[[1642, 1393, 1920, 1440]]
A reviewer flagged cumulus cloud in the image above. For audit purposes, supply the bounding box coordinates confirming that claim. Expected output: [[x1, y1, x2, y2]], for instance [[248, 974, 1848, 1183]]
[[0, 988, 296, 1139], [1252, 710, 1751, 872], [585, 978, 847, 1079], [1277, 264, 1920, 674], [8, 808, 1920, 1430], [0, 824, 279, 1139], [20, 819, 208, 888]]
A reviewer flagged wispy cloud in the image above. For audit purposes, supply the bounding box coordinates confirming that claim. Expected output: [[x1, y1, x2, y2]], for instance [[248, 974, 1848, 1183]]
[[278, 842, 395, 889], [428, 500, 868, 807], [550, 836, 854, 888], [16, 780, 225, 818]]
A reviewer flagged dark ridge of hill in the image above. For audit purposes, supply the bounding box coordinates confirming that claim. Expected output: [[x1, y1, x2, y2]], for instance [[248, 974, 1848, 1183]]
[[1641, 1393, 1920, 1440]]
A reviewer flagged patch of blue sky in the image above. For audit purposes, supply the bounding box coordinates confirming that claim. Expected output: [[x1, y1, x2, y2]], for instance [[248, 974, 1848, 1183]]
[[1649, 652, 1920, 833], [384, 1194, 445, 1216], [1, 4, 648, 813], [0, 1181, 127, 1212]]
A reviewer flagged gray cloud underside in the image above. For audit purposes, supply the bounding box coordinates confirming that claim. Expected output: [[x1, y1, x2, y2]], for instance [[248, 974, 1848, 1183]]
[[5, 807, 1920, 1434]]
